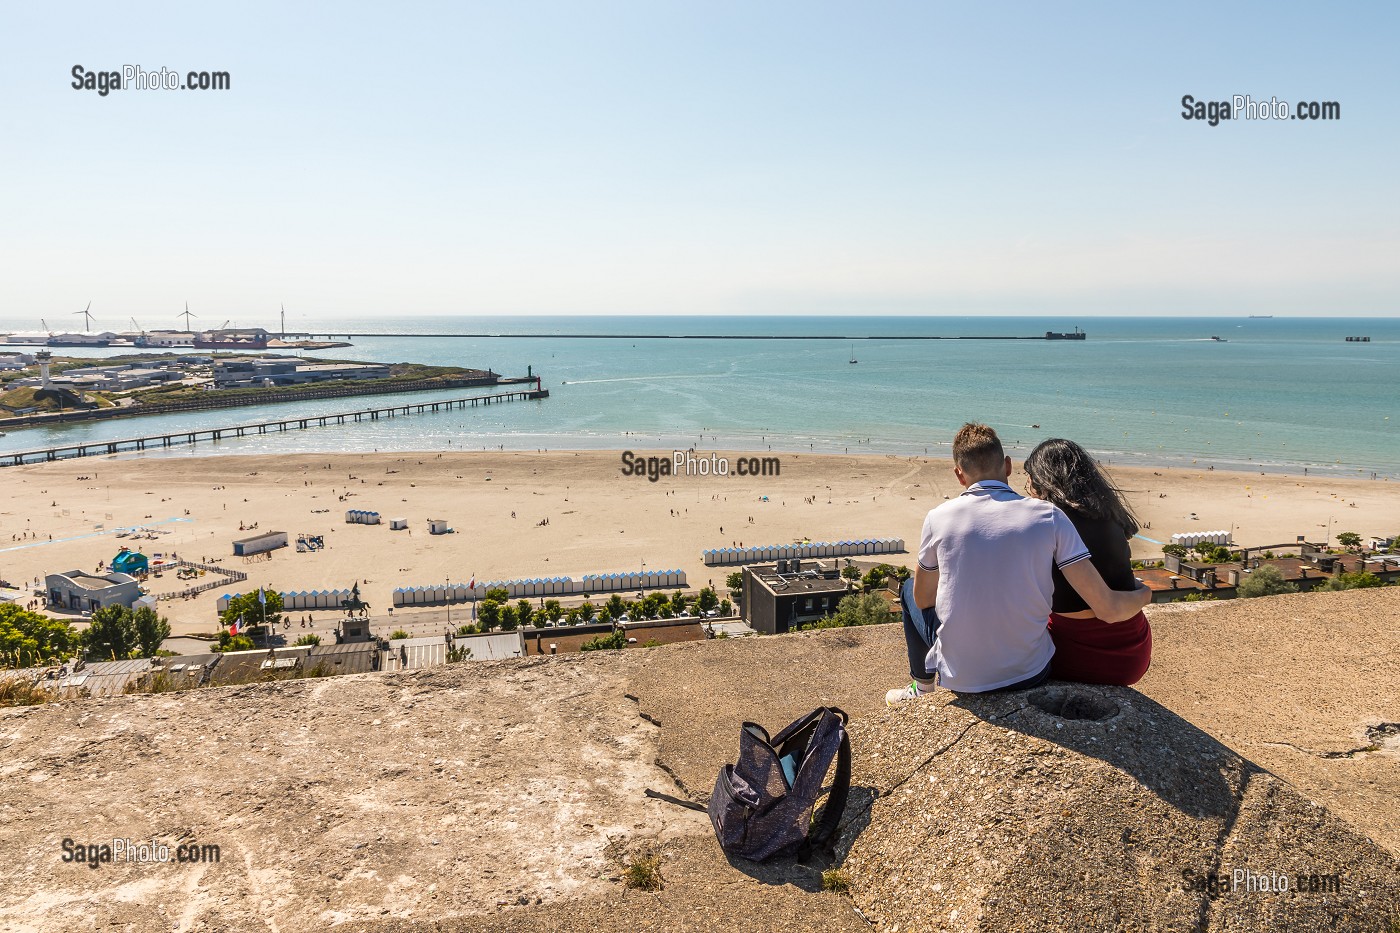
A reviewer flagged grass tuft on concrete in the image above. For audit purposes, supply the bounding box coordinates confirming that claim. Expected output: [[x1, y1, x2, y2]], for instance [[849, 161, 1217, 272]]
[[623, 854, 664, 892], [821, 869, 851, 894]]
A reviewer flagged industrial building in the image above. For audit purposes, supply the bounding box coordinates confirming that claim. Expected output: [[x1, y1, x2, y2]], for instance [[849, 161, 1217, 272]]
[[211, 357, 390, 389], [9, 359, 187, 393]]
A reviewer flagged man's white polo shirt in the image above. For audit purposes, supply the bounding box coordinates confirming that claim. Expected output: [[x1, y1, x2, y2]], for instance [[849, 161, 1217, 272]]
[[918, 480, 1091, 692]]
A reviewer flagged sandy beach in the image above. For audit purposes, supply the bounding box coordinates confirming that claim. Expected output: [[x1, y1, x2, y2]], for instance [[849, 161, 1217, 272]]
[[2, 449, 1396, 640]]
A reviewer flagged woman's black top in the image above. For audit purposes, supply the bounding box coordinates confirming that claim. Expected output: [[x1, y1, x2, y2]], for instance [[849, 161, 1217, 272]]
[[1051, 509, 1137, 614]]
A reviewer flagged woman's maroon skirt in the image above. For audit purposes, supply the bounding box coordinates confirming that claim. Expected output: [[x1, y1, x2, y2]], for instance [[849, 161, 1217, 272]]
[[1047, 611, 1152, 686]]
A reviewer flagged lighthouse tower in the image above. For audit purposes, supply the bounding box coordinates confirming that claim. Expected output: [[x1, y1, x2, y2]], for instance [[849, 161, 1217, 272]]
[[35, 350, 53, 389]]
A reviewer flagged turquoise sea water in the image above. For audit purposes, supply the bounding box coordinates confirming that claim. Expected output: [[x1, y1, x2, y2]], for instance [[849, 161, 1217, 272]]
[[1, 315, 1396, 477]]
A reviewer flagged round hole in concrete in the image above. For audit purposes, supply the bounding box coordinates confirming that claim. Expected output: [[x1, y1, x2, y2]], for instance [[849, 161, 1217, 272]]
[[1028, 687, 1120, 722]]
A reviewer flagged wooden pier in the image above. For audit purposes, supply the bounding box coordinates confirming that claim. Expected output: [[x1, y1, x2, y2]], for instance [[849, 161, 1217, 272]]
[[2, 387, 549, 467]]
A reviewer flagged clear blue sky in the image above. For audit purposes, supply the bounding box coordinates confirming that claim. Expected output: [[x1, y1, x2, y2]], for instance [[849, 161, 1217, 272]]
[[1, 1, 1395, 321]]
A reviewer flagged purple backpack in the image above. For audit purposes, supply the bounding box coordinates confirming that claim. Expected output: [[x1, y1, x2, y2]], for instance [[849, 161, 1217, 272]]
[[707, 707, 851, 862]]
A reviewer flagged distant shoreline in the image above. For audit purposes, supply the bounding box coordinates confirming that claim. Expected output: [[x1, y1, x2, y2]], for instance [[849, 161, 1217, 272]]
[[59, 440, 1396, 482], [284, 332, 1090, 340]]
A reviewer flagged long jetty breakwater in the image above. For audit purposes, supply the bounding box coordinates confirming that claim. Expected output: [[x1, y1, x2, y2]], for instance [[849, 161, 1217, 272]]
[[293, 332, 1089, 340], [1, 387, 549, 467]]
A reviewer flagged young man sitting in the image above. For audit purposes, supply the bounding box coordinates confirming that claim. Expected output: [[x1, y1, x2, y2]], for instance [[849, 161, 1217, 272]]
[[888, 423, 1151, 702]]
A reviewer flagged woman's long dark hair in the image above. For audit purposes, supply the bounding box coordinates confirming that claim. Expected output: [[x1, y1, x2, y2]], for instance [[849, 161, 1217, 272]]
[[1024, 438, 1139, 537]]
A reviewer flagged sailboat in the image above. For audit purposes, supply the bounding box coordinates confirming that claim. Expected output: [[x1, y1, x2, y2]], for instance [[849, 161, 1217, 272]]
[[848, 343, 858, 364]]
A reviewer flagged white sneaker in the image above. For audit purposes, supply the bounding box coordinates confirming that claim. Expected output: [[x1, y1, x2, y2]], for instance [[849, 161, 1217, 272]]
[[885, 682, 928, 706]]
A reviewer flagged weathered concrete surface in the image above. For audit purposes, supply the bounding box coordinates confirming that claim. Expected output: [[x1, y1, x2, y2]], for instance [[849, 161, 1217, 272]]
[[632, 588, 1400, 859], [1, 587, 1397, 932], [2, 657, 690, 931], [1138, 588, 1400, 855], [836, 685, 1399, 933]]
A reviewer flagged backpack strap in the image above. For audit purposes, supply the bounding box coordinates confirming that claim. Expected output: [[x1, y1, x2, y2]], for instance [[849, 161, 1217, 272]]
[[644, 787, 709, 812], [799, 707, 851, 861]]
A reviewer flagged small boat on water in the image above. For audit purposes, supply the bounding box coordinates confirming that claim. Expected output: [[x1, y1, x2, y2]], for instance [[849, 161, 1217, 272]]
[[848, 343, 858, 364], [1210, 336, 1228, 342]]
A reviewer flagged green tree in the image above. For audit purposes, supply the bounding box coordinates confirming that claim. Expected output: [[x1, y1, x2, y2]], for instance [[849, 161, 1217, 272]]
[[668, 590, 687, 615], [696, 587, 719, 613], [294, 633, 321, 647], [456, 623, 479, 636], [484, 587, 510, 603], [641, 592, 668, 618], [1236, 565, 1298, 599], [1200, 544, 1232, 563], [860, 564, 905, 591], [84, 605, 140, 661], [515, 600, 534, 628], [578, 601, 597, 622], [1162, 543, 1188, 560], [725, 572, 744, 596], [498, 604, 519, 631], [478, 599, 502, 630], [840, 566, 861, 582], [389, 629, 411, 639], [0, 604, 80, 666], [800, 592, 892, 629], [657, 602, 675, 619], [603, 594, 627, 621], [219, 589, 284, 632], [214, 632, 255, 652], [132, 606, 171, 657], [564, 607, 582, 625], [718, 598, 733, 617], [1336, 532, 1362, 551], [542, 599, 564, 623], [1322, 571, 1383, 591], [580, 630, 627, 651]]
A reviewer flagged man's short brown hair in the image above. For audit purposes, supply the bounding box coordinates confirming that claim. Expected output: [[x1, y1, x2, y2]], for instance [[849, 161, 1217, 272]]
[[952, 422, 1006, 478]]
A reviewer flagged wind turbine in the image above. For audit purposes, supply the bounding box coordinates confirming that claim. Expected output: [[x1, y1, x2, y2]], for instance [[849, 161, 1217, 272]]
[[179, 302, 197, 331], [73, 301, 96, 331]]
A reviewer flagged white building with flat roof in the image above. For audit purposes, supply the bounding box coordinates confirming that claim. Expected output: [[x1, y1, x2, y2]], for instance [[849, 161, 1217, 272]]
[[46, 570, 142, 614]]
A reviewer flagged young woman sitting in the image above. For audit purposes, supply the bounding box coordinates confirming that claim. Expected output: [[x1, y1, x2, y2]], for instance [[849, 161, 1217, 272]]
[[1023, 438, 1152, 686]]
